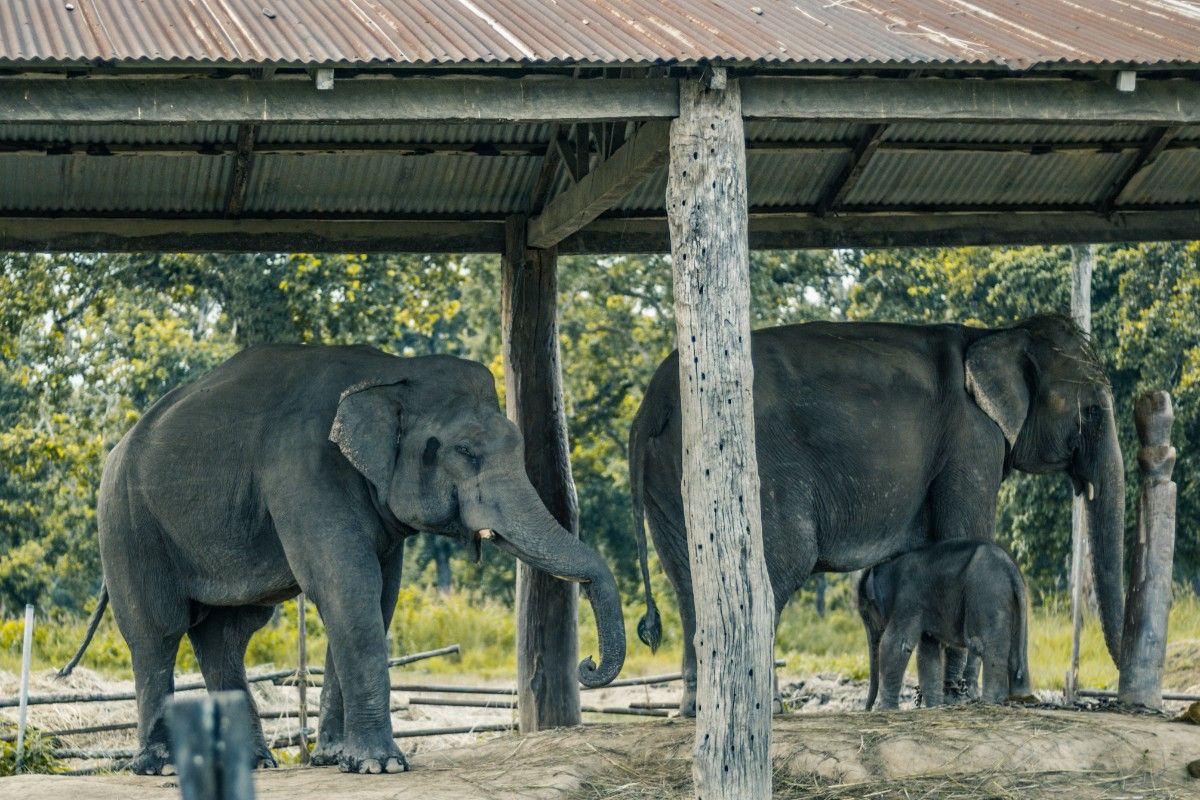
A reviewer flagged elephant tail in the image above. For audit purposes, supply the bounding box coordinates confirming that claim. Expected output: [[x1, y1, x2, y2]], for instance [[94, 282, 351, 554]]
[[630, 403, 661, 653], [57, 583, 109, 679], [1007, 560, 1031, 691]]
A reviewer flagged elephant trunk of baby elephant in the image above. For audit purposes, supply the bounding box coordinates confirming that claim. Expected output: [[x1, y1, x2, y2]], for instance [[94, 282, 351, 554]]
[[479, 480, 626, 688]]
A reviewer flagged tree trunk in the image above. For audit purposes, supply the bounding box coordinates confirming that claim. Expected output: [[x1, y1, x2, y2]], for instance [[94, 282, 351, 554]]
[[1069, 244, 1098, 611], [667, 70, 774, 800], [1066, 243, 1096, 702], [1117, 391, 1177, 709], [500, 216, 582, 732]]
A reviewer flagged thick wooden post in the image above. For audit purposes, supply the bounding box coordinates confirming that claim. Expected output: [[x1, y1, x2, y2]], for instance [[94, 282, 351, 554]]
[[500, 215, 582, 732], [667, 69, 774, 799], [1065, 243, 1095, 703], [1118, 391, 1177, 709], [167, 692, 256, 800]]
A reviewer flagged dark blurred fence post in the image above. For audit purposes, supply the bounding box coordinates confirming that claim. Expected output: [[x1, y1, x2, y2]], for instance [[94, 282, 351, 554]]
[[167, 692, 256, 800], [1117, 391, 1176, 709]]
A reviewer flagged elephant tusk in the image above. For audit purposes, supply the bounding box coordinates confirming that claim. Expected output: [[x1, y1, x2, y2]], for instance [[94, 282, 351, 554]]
[[477, 528, 495, 540], [1087, 482, 1096, 501]]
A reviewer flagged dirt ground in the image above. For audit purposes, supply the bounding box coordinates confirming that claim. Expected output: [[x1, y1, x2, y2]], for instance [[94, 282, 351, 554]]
[[4, 706, 1199, 799], [3, 666, 1200, 798]]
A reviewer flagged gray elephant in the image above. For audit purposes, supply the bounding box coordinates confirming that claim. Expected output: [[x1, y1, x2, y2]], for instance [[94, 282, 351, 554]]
[[61, 345, 625, 775], [857, 540, 1031, 710], [630, 316, 1123, 716]]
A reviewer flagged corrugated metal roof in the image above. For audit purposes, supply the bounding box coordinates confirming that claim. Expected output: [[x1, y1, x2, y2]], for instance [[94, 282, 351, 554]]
[[2, 0, 1199, 70]]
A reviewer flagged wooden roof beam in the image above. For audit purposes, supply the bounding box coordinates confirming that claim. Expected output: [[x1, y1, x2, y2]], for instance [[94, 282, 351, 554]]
[[742, 77, 1200, 124], [0, 77, 680, 125], [527, 121, 668, 249]]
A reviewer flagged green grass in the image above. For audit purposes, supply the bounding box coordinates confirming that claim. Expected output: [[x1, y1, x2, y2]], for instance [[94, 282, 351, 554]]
[[4, 586, 1199, 693]]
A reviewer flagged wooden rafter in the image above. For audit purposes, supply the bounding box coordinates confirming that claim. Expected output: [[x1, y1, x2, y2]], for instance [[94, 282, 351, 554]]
[[816, 123, 886, 216], [224, 124, 257, 218], [527, 121, 668, 249], [1103, 125, 1183, 212]]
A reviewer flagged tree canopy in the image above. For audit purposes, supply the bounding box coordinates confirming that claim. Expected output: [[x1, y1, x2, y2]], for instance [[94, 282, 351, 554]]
[[0, 242, 1195, 615]]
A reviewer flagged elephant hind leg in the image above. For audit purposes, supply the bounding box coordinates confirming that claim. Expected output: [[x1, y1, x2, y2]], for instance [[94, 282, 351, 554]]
[[188, 604, 276, 767], [877, 621, 920, 710], [916, 635, 944, 708]]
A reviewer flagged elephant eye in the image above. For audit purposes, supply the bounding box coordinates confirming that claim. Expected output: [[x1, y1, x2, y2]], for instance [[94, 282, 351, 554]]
[[455, 444, 481, 469]]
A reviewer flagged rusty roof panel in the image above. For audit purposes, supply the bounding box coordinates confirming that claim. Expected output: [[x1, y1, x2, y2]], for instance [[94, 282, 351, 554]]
[[2, 1, 1199, 69]]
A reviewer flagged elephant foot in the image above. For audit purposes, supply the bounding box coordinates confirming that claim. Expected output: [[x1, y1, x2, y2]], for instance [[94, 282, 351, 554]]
[[337, 740, 408, 775], [310, 746, 342, 767], [254, 749, 278, 770], [943, 680, 973, 705], [128, 743, 174, 776]]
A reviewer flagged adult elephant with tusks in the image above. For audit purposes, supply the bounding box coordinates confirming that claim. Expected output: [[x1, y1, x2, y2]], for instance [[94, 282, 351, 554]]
[[60, 345, 625, 775], [630, 315, 1124, 716]]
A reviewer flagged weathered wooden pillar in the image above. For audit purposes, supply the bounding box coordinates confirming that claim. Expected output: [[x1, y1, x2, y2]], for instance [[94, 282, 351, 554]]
[[1118, 391, 1177, 709], [667, 68, 774, 799], [1065, 243, 1095, 703], [500, 214, 582, 732]]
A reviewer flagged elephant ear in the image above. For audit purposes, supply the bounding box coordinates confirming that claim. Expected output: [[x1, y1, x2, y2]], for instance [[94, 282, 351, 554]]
[[329, 379, 408, 498], [964, 330, 1032, 450]]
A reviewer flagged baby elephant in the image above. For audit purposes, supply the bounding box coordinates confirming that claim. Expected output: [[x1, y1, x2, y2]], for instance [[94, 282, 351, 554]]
[[857, 540, 1031, 710]]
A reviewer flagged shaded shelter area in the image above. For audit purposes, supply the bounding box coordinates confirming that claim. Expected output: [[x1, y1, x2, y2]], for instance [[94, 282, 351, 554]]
[[2, 0, 1199, 758]]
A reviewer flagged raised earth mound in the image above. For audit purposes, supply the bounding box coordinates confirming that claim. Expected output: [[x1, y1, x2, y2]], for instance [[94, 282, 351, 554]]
[[5, 705, 1199, 799]]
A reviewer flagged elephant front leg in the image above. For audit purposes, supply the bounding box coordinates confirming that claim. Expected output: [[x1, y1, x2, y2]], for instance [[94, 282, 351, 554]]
[[308, 571, 406, 773], [312, 541, 404, 769], [877, 624, 917, 710]]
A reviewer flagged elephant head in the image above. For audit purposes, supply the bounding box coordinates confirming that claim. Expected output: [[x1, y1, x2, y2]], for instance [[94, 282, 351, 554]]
[[328, 355, 625, 687], [965, 315, 1124, 664]]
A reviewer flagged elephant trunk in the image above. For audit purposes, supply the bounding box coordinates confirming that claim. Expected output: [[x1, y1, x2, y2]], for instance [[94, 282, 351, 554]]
[[1081, 393, 1126, 665], [467, 477, 626, 688]]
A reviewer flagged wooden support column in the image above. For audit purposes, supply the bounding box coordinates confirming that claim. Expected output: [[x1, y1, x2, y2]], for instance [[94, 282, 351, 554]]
[[667, 69, 774, 799], [1118, 391, 1177, 709], [1065, 243, 1095, 704], [500, 215, 581, 732]]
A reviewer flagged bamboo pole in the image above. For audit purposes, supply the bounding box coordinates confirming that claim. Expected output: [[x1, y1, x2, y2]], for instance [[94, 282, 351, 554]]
[[1117, 391, 1177, 709], [16, 603, 34, 772], [296, 594, 309, 765]]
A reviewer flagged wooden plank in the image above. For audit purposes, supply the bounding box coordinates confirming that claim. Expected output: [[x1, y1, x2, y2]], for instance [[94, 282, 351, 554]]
[[0, 77, 680, 125], [1118, 392, 1177, 710], [667, 70, 774, 800], [528, 121, 668, 248], [6, 207, 1200, 255], [0, 218, 506, 253], [500, 216, 582, 733], [559, 208, 1200, 252], [742, 77, 1200, 124]]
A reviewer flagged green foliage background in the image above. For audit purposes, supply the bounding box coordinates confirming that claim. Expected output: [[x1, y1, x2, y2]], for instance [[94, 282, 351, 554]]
[[0, 243, 1197, 621]]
